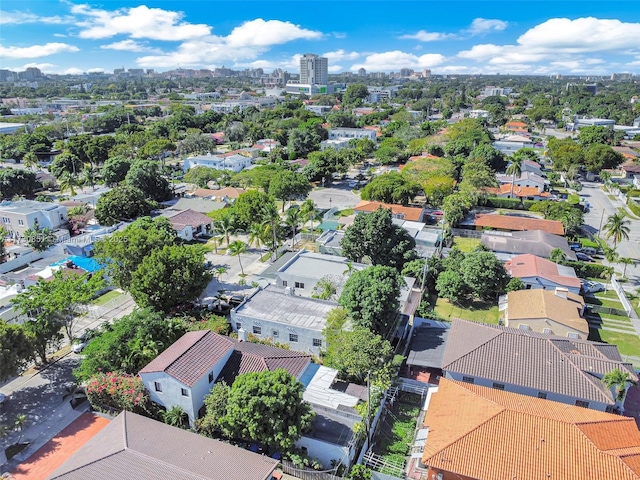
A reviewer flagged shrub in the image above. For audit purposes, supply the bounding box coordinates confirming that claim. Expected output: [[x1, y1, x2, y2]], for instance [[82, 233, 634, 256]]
[[86, 372, 150, 414], [563, 261, 613, 279], [627, 198, 640, 217], [478, 197, 522, 209]]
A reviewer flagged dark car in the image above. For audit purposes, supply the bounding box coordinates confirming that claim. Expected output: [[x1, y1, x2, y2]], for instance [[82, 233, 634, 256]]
[[575, 252, 595, 262], [229, 295, 245, 307]]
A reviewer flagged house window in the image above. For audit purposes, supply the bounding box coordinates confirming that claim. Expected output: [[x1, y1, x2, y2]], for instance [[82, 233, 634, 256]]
[[272, 330, 279, 337], [537, 392, 547, 399], [289, 333, 299, 342], [208, 372, 214, 383], [181, 388, 189, 397], [492, 383, 505, 390], [2, 217, 9, 224], [567, 332, 580, 339], [253, 326, 262, 335], [575, 400, 589, 408], [17, 219, 23, 226], [518, 324, 531, 330], [543, 328, 553, 334], [295, 282, 305, 289], [282, 280, 288, 287], [312, 338, 322, 347], [462, 376, 474, 384], [154, 382, 162, 393], [236, 323, 241, 330]]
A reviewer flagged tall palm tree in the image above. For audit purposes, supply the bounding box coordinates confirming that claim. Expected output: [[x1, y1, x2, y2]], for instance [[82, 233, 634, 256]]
[[214, 214, 236, 247], [601, 244, 619, 264], [247, 222, 264, 250], [300, 199, 317, 231], [506, 156, 523, 198], [262, 202, 281, 260], [22, 151, 38, 170], [215, 266, 228, 282], [286, 206, 302, 251], [80, 166, 97, 191], [13, 414, 28, 443], [603, 212, 631, 246], [228, 240, 247, 275], [58, 171, 79, 196], [619, 257, 635, 278], [602, 369, 638, 401]]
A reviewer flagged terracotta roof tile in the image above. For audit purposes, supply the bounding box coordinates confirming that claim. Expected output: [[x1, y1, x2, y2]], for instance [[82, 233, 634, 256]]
[[505, 253, 581, 289], [140, 331, 234, 387], [484, 184, 550, 198], [164, 209, 213, 229], [474, 213, 564, 235], [354, 200, 424, 222], [506, 289, 588, 334], [422, 379, 640, 480]]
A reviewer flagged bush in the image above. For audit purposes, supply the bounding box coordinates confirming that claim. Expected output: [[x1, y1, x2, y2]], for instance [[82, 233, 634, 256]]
[[563, 261, 613, 279], [86, 372, 151, 415], [523, 200, 538, 210], [627, 198, 640, 217]]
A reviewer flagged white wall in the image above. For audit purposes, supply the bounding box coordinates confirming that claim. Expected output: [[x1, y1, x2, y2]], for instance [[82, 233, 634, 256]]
[[518, 276, 581, 295], [295, 436, 353, 470]]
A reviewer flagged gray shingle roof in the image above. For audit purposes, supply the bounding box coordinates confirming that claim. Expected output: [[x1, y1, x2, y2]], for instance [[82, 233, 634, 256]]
[[47, 411, 278, 480], [139, 331, 234, 387], [481, 229, 577, 260], [442, 319, 637, 405]]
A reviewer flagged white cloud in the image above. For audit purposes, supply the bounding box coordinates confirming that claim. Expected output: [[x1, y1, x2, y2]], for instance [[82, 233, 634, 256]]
[[101, 40, 162, 53], [72, 4, 211, 40], [64, 67, 85, 75], [467, 18, 509, 35], [0, 42, 79, 59], [136, 21, 322, 68], [225, 19, 322, 47], [517, 17, 640, 53], [6, 62, 57, 72], [399, 30, 452, 42], [87, 67, 106, 73], [328, 65, 343, 73], [351, 51, 446, 72], [322, 49, 360, 61], [0, 11, 74, 25]]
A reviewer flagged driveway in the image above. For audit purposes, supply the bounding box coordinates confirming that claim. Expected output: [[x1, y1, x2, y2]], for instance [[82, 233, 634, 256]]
[[202, 245, 267, 299]]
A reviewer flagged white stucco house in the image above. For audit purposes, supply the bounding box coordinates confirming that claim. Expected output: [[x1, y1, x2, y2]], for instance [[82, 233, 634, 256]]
[[183, 153, 253, 173], [0, 199, 68, 238]]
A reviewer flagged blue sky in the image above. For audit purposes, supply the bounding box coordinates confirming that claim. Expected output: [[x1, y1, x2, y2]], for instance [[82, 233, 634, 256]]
[[2, 1, 640, 76]]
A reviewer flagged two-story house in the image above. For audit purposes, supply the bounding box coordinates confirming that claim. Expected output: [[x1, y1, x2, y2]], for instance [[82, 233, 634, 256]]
[[442, 319, 637, 413], [504, 253, 581, 293], [0, 199, 68, 239]]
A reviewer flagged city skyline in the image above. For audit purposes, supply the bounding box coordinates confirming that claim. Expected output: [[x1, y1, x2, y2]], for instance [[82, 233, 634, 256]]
[[1, 1, 640, 76]]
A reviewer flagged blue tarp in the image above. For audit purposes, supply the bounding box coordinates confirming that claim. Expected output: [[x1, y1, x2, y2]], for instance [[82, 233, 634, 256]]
[[51, 255, 104, 273]]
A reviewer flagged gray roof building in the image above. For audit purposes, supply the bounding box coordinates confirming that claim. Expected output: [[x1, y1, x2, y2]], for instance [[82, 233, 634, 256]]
[[442, 319, 637, 410], [406, 325, 450, 369], [48, 411, 278, 480]]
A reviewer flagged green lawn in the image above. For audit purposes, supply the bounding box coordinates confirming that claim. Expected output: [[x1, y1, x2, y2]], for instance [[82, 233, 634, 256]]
[[434, 297, 499, 324], [584, 296, 625, 310], [452, 236, 481, 253], [91, 289, 123, 306], [589, 329, 640, 359], [336, 208, 354, 217]]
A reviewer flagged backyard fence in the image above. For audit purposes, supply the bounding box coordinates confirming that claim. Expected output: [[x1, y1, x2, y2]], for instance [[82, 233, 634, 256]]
[[279, 461, 344, 480]]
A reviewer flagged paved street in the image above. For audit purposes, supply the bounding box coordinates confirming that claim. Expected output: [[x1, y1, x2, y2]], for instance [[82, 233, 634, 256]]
[[308, 183, 360, 210], [581, 181, 640, 285]]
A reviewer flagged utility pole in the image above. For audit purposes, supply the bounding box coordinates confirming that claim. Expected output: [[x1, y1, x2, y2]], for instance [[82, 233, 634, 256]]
[[598, 208, 606, 234]]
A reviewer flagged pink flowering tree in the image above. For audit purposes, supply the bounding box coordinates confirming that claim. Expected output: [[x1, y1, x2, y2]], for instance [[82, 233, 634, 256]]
[[86, 372, 150, 415]]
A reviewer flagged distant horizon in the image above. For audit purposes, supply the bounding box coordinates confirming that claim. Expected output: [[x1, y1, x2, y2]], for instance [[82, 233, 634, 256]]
[[1, 1, 639, 76]]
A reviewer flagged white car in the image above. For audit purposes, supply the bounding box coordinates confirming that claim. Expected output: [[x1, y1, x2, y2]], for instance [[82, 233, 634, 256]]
[[71, 341, 87, 353], [581, 280, 605, 294]]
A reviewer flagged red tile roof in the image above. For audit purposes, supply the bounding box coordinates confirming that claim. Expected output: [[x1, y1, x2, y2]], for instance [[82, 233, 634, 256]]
[[189, 187, 246, 199], [165, 208, 213, 230], [505, 253, 581, 289], [422, 379, 640, 480], [484, 184, 550, 198], [354, 200, 424, 222], [474, 213, 564, 235], [140, 331, 234, 387]]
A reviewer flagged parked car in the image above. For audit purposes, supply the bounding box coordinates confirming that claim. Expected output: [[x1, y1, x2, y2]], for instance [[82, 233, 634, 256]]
[[581, 280, 605, 294], [71, 341, 87, 353], [581, 247, 598, 256], [0, 392, 6, 405], [575, 252, 595, 262], [229, 295, 245, 307], [348, 181, 358, 188]]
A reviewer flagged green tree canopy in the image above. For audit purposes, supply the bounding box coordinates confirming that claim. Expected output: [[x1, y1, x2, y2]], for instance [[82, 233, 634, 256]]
[[343, 84, 370, 107], [74, 308, 187, 381], [129, 244, 213, 312], [50, 152, 84, 178], [0, 321, 34, 381], [219, 369, 315, 452], [101, 156, 132, 186], [94, 185, 155, 225], [339, 265, 402, 336], [23, 223, 57, 252], [0, 168, 41, 199], [360, 172, 421, 206], [125, 160, 172, 201], [268, 170, 312, 210], [233, 190, 273, 229], [341, 207, 417, 271], [94, 216, 176, 289]]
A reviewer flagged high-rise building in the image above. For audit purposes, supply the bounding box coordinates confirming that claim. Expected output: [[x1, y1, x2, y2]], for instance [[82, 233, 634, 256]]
[[300, 53, 328, 85]]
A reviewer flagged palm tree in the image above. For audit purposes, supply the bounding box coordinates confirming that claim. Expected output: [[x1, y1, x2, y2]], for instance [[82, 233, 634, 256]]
[[619, 257, 636, 278], [603, 212, 631, 246], [262, 202, 281, 260], [80, 166, 97, 191], [286, 206, 302, 251], [227, 240, 247, 275], [13, 414, 28, 443], [601, 244, 619, 263], [63, 384, 87, 408], [300, 199, 317, 231], [247, 222, 264, 251], [214, 215, 236, 247], [58, 171, 79, 196], [161, 406, 187, 428], [506, 156, 523, 198], [602, 369, 638, 401], [22, 151, 38, 170], [215, 266, 228, 282]]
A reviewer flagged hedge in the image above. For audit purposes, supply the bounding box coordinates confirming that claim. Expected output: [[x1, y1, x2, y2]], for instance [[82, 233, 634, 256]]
[[478, 197, 523, 209], [562, 260, 613, 279]]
